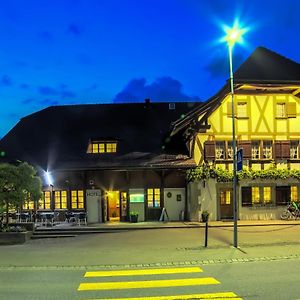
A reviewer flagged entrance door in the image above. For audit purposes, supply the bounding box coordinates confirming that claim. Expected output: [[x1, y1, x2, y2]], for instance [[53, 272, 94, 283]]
[[107, 191, 120, 221], [219, 188, 233, 219]]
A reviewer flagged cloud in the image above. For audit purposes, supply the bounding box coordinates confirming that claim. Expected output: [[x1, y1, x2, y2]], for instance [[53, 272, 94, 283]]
[[61, 90, 76, 98], [38, 86, 58, 95], [39, 99, 59, 106], [68, 23, 81, 35], [113, 77, 201, 103], [37, 84, 76, 100], [21, 98, 35, 105], [19, 83, 30, 89], [205, 49, 246, 78], [1, 75, 13, 86]]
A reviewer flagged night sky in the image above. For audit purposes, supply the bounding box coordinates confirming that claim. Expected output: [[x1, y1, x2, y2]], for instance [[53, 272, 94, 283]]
[[1, 0, 300, 137]]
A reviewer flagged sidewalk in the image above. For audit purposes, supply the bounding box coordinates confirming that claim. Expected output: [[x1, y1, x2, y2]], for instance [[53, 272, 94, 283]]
[[1, 220, 300, 268], [40, 219, 300, 231]]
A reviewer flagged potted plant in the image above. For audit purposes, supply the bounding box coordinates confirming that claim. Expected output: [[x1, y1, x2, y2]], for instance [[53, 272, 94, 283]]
[[129, 211, 139, 223], [201, 210, 210, 223]]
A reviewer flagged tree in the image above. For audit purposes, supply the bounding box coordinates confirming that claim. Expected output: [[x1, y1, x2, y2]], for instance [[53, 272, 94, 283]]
[[0, 162, 42, 227]]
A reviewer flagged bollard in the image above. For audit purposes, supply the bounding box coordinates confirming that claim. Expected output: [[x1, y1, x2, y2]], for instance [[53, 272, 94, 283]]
[[204, 221, 208, 247]]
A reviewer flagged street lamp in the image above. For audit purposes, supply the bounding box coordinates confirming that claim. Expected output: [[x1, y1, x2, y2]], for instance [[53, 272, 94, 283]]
[[223, 22, 246, 248]]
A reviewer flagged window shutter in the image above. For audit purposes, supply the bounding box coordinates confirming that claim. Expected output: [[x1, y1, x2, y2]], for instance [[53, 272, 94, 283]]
[[241, 187, 252, 206], [237, 140, 251, 159], [281, 141, 291, 159], [204, 141, 216, 160], [274, 141, 282, 159], [274, 141, 290, 159], [287, 102, 296, 118]]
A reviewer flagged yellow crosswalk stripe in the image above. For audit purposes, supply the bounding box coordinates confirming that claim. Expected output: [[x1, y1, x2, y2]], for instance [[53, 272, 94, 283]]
[[84, 267, 203, 277], [78, 277, 220, 291], [86, 291, 242, 300]]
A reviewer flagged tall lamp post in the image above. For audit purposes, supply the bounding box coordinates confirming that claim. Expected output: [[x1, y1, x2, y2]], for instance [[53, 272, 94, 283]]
[[223, 23, 246, 248]]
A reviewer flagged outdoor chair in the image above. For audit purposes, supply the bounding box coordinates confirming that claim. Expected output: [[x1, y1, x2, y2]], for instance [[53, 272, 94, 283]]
[[45, 214, 54, 226], [77, 212, 87, 226], [20, 213, 29, 223], [65, 212, 74, 223]]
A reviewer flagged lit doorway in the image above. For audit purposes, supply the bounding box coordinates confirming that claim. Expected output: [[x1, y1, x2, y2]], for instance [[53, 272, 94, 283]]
[[106, 191, 128, 222], [107, 191, 120, 221]]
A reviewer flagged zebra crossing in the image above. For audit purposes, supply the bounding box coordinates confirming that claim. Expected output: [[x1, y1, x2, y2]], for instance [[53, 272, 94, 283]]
[[77, 266, 242, 300]]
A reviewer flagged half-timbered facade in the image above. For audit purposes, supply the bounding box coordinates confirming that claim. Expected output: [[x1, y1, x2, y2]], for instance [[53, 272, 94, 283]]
[[171, 47, 300, 221]]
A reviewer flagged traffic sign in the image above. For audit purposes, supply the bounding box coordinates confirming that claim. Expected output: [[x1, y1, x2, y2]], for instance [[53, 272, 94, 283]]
[[237, 148, 243, 172]]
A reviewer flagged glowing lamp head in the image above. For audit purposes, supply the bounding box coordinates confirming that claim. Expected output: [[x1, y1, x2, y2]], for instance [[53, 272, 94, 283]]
[[223, 22, 247, 47]]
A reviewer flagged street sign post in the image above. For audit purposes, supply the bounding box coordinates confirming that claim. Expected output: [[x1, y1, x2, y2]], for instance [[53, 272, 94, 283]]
[[237, 148, 243, 172]]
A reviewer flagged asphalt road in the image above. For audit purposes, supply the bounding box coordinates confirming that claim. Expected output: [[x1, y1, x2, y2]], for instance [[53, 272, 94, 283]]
[[0, 226, 300, 299], [0, 259, 299, 299]]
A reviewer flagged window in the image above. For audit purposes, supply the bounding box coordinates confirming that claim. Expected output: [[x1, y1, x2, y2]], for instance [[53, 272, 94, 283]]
[[276, 103, 286, 118], [39, 191, 51, 210], [227, 141, 233, 159], [215, 141, 225, 159], [291, 186, 298, 202], [263, 187, 272, 204], [290, 141, 299, 159], [23, 200, 34, 210], [263, 141, 272, 159], [276, 186, 290, 205], [251, 141, 260, 159], [71, 190, 84, 209], [54, 191, 67, 209], [90, 141, 117, 153], [220, 190, 231, 205], [147, 188, 160, 208], [251, 187, 260, 204], [242, 186, 273, 206], [237, 102, 247, 118]]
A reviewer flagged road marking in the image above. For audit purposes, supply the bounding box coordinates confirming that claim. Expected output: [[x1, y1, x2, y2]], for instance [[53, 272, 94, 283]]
[[78, 277, 220, 291], [85, 291, 242, 300], [84, 267, 203, 277]]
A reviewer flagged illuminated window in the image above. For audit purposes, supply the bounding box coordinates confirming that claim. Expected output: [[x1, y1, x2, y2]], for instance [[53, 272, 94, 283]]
[[251, 141, 260, 159], [54, 191, 67, 209], [39, 191, 51, 210], [106, 143, 117, 153], [237, 102, 247, 118], [220, 190, 231, 205], [263, 141, 272, 159], [23, 200, 34, 210], [90, 142, 117, 153], [252, 187, 260, 204], [276, 103, 286, 118], [290, 141, 299, 159], [263, 187, 272, 204], [215, 141, 225, 159], [147, 188, 160, 208], [291, 186, 298, 202], [227, 141, 233, 159], [71, 190, 84, 209]]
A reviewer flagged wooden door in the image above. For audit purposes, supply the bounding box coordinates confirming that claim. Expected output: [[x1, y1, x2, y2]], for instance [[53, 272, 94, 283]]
[[219, 188, 233, 220]]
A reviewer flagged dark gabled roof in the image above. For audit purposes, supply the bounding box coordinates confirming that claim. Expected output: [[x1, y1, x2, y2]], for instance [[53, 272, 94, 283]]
[[0, 101, 199, 171], [234, 46, 300, 83], [171, 46, 300, 138]]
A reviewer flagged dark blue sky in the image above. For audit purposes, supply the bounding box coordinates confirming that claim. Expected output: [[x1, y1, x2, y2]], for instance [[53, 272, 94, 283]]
[[1, 0, 300, 137]]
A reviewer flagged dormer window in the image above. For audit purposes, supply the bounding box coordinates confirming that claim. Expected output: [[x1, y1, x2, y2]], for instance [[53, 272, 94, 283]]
[[87, 140, 117, 154]]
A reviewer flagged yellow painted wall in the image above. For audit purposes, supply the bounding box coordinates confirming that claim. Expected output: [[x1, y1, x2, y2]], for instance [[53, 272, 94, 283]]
[[194, 91, 300, 167]]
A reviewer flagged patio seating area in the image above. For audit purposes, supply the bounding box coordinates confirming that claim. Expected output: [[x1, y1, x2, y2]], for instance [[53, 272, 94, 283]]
[[4, 211, 88, 227]]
